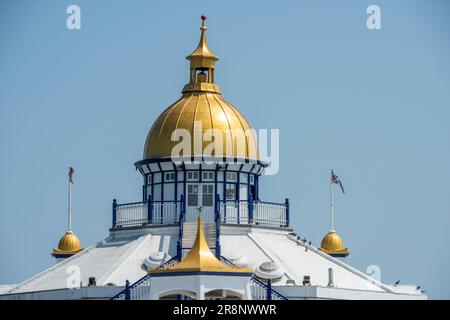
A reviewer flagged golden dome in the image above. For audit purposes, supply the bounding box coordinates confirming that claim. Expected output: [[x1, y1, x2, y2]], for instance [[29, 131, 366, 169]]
[[143, 17, 258, 161], [52, 231, 83, 256], [150, 213, 253, 275], [144, 93, 258, 160], [320, 231, 349, 257]]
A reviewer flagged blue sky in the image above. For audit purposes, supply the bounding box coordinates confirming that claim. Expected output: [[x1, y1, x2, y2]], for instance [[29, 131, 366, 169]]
[[1, 0, 449, 298]]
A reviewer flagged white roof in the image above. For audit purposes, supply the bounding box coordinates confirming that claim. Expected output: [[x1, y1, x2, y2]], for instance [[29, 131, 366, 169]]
[[4, 225, 423, 299]]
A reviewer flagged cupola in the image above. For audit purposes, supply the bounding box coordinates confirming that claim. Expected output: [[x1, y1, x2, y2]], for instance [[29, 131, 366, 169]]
[[143, 16, 258, 160]]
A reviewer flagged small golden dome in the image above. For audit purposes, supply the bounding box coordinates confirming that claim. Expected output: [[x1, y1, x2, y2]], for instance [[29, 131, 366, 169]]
[[143, 16, 258, 161], [52, 231, 83, 257], [320, 231, 349, 257]]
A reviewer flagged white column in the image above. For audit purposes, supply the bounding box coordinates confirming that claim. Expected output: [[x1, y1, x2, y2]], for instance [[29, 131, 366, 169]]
[[197, 284, 206, 300]]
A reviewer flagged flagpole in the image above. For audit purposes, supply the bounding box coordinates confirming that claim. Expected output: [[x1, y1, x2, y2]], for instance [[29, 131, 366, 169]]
[[68, 171, 72, 231], [330, 169, 334, 232]]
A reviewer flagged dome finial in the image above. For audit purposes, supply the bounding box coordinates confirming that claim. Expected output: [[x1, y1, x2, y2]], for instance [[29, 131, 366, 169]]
[[186, 15, 219, 85], [201, 15, 207, 30]]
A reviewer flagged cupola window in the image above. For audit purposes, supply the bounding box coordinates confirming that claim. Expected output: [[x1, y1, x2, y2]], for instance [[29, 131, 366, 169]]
[[187, 171, 199, 181], [165, 172, 175, 182], [202, 171, 214, 181], [187, 185, 199, 206], [202, 185, 214, 206], [226, 184, 236, 200], [226, 172, 237, 182]]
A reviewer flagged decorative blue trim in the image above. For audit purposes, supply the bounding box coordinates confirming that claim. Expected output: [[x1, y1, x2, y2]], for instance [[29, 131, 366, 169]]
[[151, 174, 154, 200], [125, 280, 130, 300], [51, 253, 76, 258], [329, 253, 349, 258], [147, 195, 153, 224], [267, 278, 272, 300], [237, 171, 240, 224], [111, 277, 146, 300], [161, 170, 165, 202], [285, 198, 290, 227], [215, 194, 221, 257], [250, 277, 288, 300], [135, 156, 268, 167], [177, 194, 185, 261], [248, 193, 254, 223], [174, 168, 178, 203], [112, 199, 117, 227]]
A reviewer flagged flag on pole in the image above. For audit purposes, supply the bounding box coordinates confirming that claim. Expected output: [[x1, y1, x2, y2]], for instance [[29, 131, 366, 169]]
[[331, 170, 345, 193], [69, 167, 75, 183]]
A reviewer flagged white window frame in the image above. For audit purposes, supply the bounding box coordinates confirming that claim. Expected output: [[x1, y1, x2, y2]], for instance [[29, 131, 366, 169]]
[[165, 172, 175, 182], [226, 171, 237, 182], [202, 171, 214, 181], [187, 171, 199, 181]]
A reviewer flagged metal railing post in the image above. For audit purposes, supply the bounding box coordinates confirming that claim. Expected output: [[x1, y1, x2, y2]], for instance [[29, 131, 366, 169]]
[[112, 199, 117, 228], [215, 194, 221, 257], [125, 280, 130, 300], [267, 279, 272, 300], [248, 194, 254, 224], [147, 195, 153, 224], [285, 198, 290, 227], [223, 198, 227, 224], [177, 194, 185, 261]]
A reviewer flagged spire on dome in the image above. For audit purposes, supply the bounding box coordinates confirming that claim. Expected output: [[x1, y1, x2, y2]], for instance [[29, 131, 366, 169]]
[[150, 209, 253, 274], [185, 15, 219, 86], [187, 15, 219, 64]]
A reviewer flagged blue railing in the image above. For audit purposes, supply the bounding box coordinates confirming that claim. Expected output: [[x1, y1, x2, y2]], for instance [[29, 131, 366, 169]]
[[111, 256, 179, 300], [111, 276, 150, 300], [177, 195, 185, 261], [219, 195, 289, 228], [249, 277, 288, 300], [112, 196, 184, 228], [215, 194, 221, 257], [112, 195, 289, 229]]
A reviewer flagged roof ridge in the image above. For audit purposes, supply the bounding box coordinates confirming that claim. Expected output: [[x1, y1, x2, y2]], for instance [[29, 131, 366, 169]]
[[9, 245, 96, 294], [285, 235, 394, 293]]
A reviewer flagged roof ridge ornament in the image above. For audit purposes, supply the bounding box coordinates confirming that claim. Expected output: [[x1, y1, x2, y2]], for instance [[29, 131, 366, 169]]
[[149, 208, 253, 275]]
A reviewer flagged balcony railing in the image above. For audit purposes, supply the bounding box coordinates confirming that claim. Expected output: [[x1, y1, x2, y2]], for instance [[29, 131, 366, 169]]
[[249, 277, 288, 300], [113, 197, 183, 228], [219, 198, 289, 228], [112, 195, 289, 229]]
